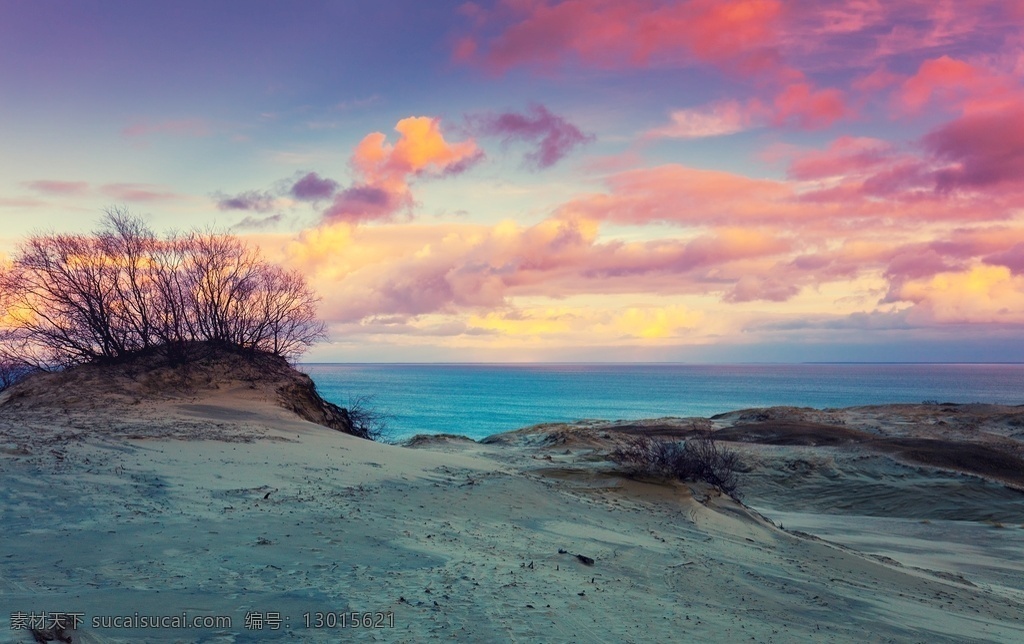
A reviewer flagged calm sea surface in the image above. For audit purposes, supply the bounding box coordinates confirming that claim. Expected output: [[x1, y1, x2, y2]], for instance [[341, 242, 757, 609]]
[[300, 364, 1024, 441]]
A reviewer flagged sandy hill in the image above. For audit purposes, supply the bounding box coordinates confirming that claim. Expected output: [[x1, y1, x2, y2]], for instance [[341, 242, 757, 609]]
[[0, 342, 358, 440], [1, 359, 1023, 642]]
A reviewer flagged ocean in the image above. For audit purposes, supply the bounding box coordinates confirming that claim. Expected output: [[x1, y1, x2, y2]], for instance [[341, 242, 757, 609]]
[[301, 363, 1024, 441]]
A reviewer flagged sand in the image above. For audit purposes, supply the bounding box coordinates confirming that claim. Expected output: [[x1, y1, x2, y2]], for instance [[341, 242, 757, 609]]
[[2, 377, 1023, 642]]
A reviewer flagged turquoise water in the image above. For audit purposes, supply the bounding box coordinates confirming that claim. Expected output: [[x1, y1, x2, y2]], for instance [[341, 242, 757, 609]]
[[301, 364, 1024, 441]]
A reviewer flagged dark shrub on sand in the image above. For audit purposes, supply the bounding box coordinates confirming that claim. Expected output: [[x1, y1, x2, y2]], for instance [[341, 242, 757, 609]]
[[612, 431, 740, 496]]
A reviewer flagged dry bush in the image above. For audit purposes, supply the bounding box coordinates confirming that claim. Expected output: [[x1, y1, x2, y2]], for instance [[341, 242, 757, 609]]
[[0, 327, 46, 391], [0, 208, 325, 367], [0, 350, 40, 392], [611, 431, 740, 497], [0, 360, 26, 392], [345, 395, 394, 442]]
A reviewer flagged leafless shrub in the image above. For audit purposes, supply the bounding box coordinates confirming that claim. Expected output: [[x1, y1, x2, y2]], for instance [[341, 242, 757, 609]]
[[0, 208, 326, 368], [612, 435, 690, 478], [611, 431, 740, 497], [685, 431, 740, 494], [0, 359, 27, 392], [345, 394, 394, 443], [0, 339, 42, 392]]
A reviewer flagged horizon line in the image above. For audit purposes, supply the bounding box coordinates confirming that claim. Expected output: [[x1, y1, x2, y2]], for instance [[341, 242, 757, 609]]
[[298, 361, 1024, 366]]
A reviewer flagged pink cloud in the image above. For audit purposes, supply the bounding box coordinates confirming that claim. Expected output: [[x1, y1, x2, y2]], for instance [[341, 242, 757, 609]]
[[772, 82, 849, 129], [562, 165, 798, 227], [278, 212, 801, 324], [894, 54, 1024, 119], [0, 197, 47, 209], [455, 1, 1014, 80], [680, 0, 783, 69], [649, 79, 851, 140], [271, 158, 1024, 328], [456, 0, 785, 75], [929, 227, 1024, 260], [452, 0, 1023, 158], [925, 104, 1024, 190], [855, 161, 932, 198], [783, 108, 1024, 220], [472, 104, 593, 168], [725, 275, 800, 303], [794, 1, 887, 37], [984, 242, 1024, 275], [100, 183, 180, 202], [870, 1, 1017, 63], [883, 247, 963, 289], [568, 129, 1024, 239], [121, 118, 211, 139], [454, 0, 1019, 148], [853, 66, 902, 93], [897, 56, 985, 114], [645, 100, 760, 139], [22, 180, 90, 196], [270, 78, 1024, 334], [787, 137, 893, 180]]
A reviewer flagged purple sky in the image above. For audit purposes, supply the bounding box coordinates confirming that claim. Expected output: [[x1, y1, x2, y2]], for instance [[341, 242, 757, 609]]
[[3, 1, 1024, 362]]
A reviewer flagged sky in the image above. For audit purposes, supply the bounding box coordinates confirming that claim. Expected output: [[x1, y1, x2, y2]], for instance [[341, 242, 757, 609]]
[[2, 0, 1024, 362]]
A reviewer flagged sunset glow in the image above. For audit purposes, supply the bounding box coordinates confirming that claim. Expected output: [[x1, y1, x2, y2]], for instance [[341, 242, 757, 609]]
[[3, 1, 1023, 361]]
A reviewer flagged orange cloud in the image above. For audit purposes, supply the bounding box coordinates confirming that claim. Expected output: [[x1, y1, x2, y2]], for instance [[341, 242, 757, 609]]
[[269, 209, 802, 330], [613, 305, 703, 339], [894, 265, 1024, 325], [468, 308, 577, 337], [262, 199, 1024, 354], [267, 101, 1024, 350], [353, 117, 483, 182], [460, 302, 709, 345], [325, 116, 482, 224]]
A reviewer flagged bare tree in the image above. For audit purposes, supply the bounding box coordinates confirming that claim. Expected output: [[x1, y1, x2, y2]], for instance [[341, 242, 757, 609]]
[[98, 207, 159, 353], [148, 234, 194, 362], [180, 230, 260, 347], [3, 233, 121, 364], [248, 266, 326, 357], [0, 209, 327, 368]]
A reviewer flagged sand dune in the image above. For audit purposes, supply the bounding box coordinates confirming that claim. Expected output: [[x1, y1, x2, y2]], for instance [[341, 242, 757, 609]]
[[2, 364, 1023, 642]]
